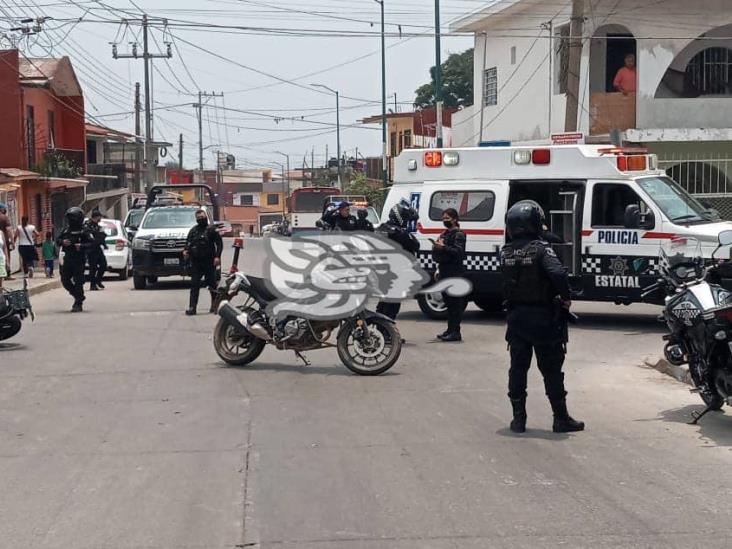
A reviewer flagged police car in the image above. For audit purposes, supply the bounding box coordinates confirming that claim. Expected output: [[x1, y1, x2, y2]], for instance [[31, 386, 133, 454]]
[[383, 145, 732, 318]]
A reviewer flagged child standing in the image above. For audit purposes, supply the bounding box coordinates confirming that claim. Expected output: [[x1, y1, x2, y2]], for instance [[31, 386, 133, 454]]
[[42, 231, 56, 278]]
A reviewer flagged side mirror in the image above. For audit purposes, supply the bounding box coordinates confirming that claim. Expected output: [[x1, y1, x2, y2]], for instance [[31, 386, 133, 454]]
[[719, 230, 732, 247], [624, 205, 655, 230]]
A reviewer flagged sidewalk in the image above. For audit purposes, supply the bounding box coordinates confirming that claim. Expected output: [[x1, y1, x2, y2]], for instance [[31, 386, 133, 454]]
[[3, 251, 61, 296]]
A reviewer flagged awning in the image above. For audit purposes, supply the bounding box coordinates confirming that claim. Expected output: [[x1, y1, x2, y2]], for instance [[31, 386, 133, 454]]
[[46, 178, 88, 190], [0, 182, 22, 192]]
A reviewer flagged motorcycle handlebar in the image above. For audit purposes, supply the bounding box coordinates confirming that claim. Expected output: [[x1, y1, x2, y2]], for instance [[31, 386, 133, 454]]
[[640, 281, 663, 300]]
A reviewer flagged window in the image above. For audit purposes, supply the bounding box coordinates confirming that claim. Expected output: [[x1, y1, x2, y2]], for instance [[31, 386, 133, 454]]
[[239, 195, 254, 206], [686, 47, 732, 96], [141, 209, 198, 229], [267, 193, 279, 206], [403, 129, 412, 149], [48, 110, 56, 148], [87, 140, 98, 165], [483, 67, 498, 106], [26, 105, 35, 168], [555, 24, 570, 94], [510, 46, 517, 65], [591, 183, 650, 227], [638, 176, 713, 224], [429, 191, 495, 222]]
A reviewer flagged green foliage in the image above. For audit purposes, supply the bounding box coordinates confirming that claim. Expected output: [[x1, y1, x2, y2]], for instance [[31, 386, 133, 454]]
[[414, 48, 474, 109], [344, 173, 386, 208], [37, 150, 83, 179]]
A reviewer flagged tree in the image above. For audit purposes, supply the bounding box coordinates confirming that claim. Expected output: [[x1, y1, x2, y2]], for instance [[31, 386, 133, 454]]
[[414, 48, 474, 109], [344, 173, 386, 208], [165, 160, 180, 169]]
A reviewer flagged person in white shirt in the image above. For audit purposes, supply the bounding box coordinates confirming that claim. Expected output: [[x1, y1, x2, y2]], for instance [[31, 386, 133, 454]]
[[14, 216, 39, 278], [0, 229, 6, 288]]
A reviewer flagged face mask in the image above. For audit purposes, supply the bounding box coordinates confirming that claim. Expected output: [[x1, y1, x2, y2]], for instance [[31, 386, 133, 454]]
[[443, 220, 453, 228], [197, 218, 208, 227]]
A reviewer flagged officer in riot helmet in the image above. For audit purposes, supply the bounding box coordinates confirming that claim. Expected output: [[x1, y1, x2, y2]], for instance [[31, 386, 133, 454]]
[[355, 208, 375, 232], [500, 200, 584, 434], [321, 201, 357, 231], [85, 209, 108, 291], [183, 209, 223, 315], [57, 206, 95, 312], [376, 199, 421, 321]]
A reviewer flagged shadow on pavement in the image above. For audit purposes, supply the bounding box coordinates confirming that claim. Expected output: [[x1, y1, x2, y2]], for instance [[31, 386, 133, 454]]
[[656, 404, 732, 446], [0, 342, 25, 351], [221, 361, 401, 377], [496, 427, 570, 441]]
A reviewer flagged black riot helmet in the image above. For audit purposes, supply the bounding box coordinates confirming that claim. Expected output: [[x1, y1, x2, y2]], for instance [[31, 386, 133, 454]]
[[65, 206, 85, 230], [505, 200, 545, 239], [357, 208, 369, 220], [388, 198, 418, 228]]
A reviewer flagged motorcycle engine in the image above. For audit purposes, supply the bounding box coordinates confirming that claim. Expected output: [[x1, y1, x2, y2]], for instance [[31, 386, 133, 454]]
[[282, 318, 311, 344]]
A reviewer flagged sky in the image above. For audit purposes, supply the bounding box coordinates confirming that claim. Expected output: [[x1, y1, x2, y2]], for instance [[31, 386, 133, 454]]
[[0, 0, 483, 171]]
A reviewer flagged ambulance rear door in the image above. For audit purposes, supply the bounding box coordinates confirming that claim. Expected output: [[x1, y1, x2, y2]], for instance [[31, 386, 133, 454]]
[[417, 181, 508, 301]]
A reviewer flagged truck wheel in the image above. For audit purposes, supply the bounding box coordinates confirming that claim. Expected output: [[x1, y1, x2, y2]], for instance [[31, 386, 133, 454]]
[[417, 293, 448, 320], [118, 268, 129, 281], [474, 297, 503, 313], [133, 273, 147, 290]]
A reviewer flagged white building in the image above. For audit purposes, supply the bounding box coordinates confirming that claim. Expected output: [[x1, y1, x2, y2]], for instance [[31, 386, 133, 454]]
[[452, 0, 732, 213]]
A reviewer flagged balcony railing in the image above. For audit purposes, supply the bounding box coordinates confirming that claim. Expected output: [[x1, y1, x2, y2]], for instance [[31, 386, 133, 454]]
[[85, 163, 129, 195], [33, 148, 85, 179], [589, 93, 636, 136]]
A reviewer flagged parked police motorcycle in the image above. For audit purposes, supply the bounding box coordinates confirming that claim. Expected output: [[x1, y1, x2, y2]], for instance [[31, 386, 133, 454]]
[[214, 270, 403, 376], [0, 279, 33, 341], [642, 230, 732, 422]]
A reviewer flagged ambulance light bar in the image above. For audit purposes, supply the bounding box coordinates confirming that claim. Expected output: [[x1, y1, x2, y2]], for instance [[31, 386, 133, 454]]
[[424, 151, 460, 168], [513, 149, 551, 165]]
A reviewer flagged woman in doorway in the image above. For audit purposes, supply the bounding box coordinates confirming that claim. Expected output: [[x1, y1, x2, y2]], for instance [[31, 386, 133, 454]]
[[15, 216, 39, 278]]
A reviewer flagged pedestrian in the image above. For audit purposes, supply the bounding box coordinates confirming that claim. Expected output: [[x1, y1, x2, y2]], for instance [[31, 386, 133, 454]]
[[15, 216, 40, 278], [42, 231, 57, 278], [57, 207, 94, 313], [432, 208, 467, 342], [0, 227, 6, 289], [500, 200, 584, 434], [183, 209, 223, 316], [85, 209, 108, 291], [0, 203, 14, 280], [354, 208, 375, 232], [376, 199, 420, 321], [613, 53, 637, 95]]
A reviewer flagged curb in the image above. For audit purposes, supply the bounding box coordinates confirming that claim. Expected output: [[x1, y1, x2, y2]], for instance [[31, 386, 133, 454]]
[[643, 356, 692, 385], [6, 279, 63, 297]]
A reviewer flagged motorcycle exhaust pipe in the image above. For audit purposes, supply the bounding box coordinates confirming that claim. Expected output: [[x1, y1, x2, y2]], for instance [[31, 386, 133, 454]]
[[218, 302, 272, 341]]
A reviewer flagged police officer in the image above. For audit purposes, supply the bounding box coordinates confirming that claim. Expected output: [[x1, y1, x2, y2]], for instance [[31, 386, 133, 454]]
[[432, 208, 466, 342], [376, 199, 420, 321], [57, 207, 94, 312], [322, 201, 358, 231], [354, 208, 375, 232], [183, 209, 223, 316], [500, 200, 584, 434], [85, 209, 108, 291]]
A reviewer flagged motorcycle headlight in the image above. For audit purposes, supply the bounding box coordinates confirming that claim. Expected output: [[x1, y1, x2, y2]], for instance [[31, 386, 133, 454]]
[[132, 237, 152, 250]]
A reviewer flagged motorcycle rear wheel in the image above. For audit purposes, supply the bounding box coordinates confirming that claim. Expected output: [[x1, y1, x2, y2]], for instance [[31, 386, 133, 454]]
[[337, 317, 402, 376], [689, 357, 724, 410], [0, 316, 22, 342], [213, 315, 266, 366]]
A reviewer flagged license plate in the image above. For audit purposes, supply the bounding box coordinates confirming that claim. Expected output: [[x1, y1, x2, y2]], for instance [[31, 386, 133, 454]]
[[164, 258, 179, 266]]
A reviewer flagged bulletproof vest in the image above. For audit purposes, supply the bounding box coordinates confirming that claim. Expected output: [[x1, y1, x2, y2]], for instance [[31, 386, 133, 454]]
[[189, 227, 213, 258], [501, 241, 553, 306]]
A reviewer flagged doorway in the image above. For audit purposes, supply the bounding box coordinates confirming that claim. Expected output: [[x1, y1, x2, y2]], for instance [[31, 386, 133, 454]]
[[605, 34, 636, 92], [508, 180, 585, 275]]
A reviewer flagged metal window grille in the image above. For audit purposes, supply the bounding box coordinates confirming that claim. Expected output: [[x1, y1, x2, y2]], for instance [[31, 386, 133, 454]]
[[687, 47, 732, 96], [484, 67, 498, 107]]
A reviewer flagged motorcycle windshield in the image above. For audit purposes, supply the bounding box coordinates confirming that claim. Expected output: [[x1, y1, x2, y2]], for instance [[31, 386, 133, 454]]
[[660, 237, 702, 271]]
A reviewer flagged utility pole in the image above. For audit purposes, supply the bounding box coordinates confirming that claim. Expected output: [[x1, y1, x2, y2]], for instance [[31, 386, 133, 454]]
[[275, 151, 290, 216], [311, 84, 341, 188], [311, 147, 315, 186], [434, 0, 444, 148], [193, 91, 224, 173], [112, 14, 172, 190], [178, 134, 184, 170], [375, 0, 388, 187], [134, 82, 142, 193], [564, 0, 584, 132]]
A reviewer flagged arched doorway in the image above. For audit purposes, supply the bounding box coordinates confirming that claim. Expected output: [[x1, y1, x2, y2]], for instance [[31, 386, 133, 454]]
[[589, 24, 637, 94]]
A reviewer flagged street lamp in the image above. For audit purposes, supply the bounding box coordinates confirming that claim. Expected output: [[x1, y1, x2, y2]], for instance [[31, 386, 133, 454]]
[[274, 151, 290, 217], [311, 83, 341, 189], [374, 0, 387, 187]]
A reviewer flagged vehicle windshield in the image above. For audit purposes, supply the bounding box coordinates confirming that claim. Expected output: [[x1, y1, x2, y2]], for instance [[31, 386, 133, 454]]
[[100, 220, 118, 237], [293, 191, 330, 212], [638, 176, 716, 224], [126, 209, 145, 227], [141, 209, 199, 229], [660, 237, 702, 268]]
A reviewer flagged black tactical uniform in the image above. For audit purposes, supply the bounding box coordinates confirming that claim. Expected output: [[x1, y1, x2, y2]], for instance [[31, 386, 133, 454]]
[[85, 213, 108, 290], [57, 207, 94, 312], [184, 219, 223, 315], [322, 201, 358, 231], [376, 200, 420, 320], [433, 224, 467, 341], [355, 209, 375, 232], [501, 200, 584, 434]]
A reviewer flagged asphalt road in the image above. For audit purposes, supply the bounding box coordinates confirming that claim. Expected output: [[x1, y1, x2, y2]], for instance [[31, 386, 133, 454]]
[[3, 252, 732, 548]]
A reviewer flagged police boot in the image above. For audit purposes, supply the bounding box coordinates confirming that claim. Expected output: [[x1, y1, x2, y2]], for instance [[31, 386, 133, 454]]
[[510, 398, 527, 433], [209, 290, 218, 314], [550, 398, 585, 433], [186, 293, 198, 316], [71, 300, 83, 313]]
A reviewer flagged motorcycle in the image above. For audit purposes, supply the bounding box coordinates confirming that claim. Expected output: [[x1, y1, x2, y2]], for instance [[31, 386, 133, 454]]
[[642, 230, 732, 423], [0, 279, 33, 342], [213, 271, 403, 376]]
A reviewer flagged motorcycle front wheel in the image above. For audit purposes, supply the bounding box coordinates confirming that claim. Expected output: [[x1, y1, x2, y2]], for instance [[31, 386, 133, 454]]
[[337, 317, 402, 376], [213, 315, 266, 366], [0, 316, 22, 342]]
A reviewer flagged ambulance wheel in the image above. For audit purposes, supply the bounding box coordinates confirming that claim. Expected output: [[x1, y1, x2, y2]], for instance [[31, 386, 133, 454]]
[[474, 297, 503, 314], [417, 293, 448, 320]]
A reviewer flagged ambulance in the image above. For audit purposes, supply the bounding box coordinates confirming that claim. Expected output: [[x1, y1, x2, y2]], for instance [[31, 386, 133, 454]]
[[383, 145, 732, 319]]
